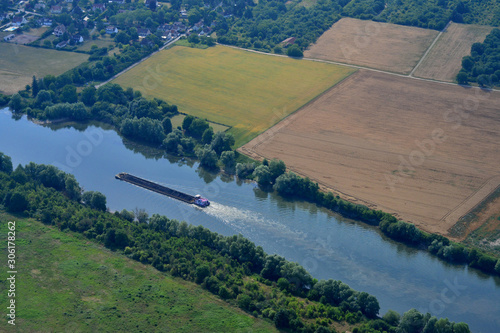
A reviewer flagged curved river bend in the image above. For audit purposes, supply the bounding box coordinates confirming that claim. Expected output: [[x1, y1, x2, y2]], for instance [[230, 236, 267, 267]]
[[1, 110, 499, 332]]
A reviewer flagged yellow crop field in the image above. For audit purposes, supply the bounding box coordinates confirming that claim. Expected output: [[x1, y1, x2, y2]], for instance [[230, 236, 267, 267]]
[[113, 45, 355, 146]]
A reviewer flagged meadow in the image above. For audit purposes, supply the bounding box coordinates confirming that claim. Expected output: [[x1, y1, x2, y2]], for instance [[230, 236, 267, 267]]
[[0, 213, 276, 332], [113, 45, 355, 147], [0, 45, 88, 95]]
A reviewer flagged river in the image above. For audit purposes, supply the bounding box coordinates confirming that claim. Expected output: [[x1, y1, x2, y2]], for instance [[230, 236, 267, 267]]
[[1, 109, 499, 332]]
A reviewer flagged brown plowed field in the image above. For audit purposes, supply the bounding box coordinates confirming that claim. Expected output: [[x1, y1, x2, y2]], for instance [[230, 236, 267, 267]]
[[304, 18, 438, 74], [241, 70, 500, 237], [413, 23, 493, 82]]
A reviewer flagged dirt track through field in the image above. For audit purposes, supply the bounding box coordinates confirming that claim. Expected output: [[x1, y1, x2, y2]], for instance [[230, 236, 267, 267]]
[[241, 70, 500, 236], [412, 23, 493, 82]]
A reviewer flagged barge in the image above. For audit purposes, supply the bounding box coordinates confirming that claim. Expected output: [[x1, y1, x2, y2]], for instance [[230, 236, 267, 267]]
[[115, 172, 210, 207]]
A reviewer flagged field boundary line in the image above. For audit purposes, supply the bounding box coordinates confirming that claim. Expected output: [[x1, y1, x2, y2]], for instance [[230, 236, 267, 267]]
[[409, 21, 451, 77], [442, 175, 500, 226], [222, 43, 500, 92]]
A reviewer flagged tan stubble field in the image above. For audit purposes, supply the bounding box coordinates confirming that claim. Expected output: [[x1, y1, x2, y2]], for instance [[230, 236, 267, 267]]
[[241, 70, 500, 237]]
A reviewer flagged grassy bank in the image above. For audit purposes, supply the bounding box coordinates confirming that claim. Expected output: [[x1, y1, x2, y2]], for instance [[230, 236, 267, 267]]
[[0, 213, 276, 332]]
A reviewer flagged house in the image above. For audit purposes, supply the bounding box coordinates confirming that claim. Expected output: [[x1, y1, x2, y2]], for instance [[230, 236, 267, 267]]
[[34, 3, 46, 10], [145, 0, 157, 7], [105, 25, 118, 34], [50, 5, 62, 14], [72, 34, 83, 43], [39, 17, 53, 26], [137, 28, 151, 37], [71, 6, 83, 15], [0, 13, 6, 21], [56, 40, 68, 48], [92, 3, 106, 12], [192, 21, 203, 31], [281, 37, 296, 46], [140, 38, 153, 48], [180, 9, 187, 18], [11, 16, 27, 26], [3, 34, 15, 42], [53, 25, 66, 37], [158, 23, 172, 32], [65, 0, 73, 3], [112, 0, 126, 3]]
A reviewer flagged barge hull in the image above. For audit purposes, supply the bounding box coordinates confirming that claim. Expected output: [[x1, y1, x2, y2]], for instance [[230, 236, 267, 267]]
[[115, 173, 195, 204]]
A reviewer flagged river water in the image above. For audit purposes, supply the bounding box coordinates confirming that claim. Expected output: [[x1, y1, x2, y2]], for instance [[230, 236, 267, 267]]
[[1, 109, 499, 332]]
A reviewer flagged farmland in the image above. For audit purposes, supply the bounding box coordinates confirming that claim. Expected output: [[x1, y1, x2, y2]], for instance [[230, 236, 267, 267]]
[[0, 44, 88, 95], [0, 213, 277, 332], [413, 23, 493, 82], [113, 45, 355, 147], [304, 18, 439, 74], [242, 70, 500, 237]]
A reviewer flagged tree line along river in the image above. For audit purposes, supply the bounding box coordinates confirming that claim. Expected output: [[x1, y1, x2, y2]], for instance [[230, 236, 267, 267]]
[[1, 109, 499, 332]]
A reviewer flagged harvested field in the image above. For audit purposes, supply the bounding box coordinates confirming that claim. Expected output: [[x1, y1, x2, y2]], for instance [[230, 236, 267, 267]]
[[413, 23, 493, 82], [0, 44, 88, 95], [241, 70, 500, 236], [304, 18, 439, 74], [113, 45, 355, 146]]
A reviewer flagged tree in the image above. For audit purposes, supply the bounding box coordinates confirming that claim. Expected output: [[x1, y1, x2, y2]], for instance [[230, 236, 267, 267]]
[[81, 86, 97, 106], [162, 117, 172, 135], [196, 146, 218, 169], [274, 309, 292, 328], [398, 309, 425, 333], [60, 85, 78, 103], [82, 191, 107, 211], [202, 127, 214, 144], [35, 90, 52, 107], [114, 31, 130, 44], [196, 264, 210, 283], [0, 152, 13, 174], [236, 163, 255, 179], [188, 118, 209, 139], [8, 94, 24, 112], [495, 259, 500, 274], [383, 310, 401, 326], [456, 72, 468, 85], [5, 192, 28, 212], [220, 151, 236, 173], [253, 165, 272, 187], [357, 292, 380, 318], [237, 294, 252, 311], [32, 75, 39, 97], [210, 132, 235, 155], [65, 174, 82, 201], [287, 45, 303, 57], [182, 115, 195, 131], [269, 159, 286, 182]]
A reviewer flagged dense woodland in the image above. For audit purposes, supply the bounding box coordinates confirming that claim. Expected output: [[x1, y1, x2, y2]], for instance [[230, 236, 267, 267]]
[[458, 28, 500, 86], [0, 153, 477, 333]]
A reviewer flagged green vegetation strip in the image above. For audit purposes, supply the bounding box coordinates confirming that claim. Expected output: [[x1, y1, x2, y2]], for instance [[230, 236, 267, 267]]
[[113, 45, 355, 147], [0, 213, 276, 332]]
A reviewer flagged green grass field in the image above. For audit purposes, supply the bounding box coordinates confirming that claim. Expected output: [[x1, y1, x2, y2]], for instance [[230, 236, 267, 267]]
[[77, 36, 116, 52], [113, 45, 355, 147], [0, 213, 277, 332], [0, 45, 89, 95]]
